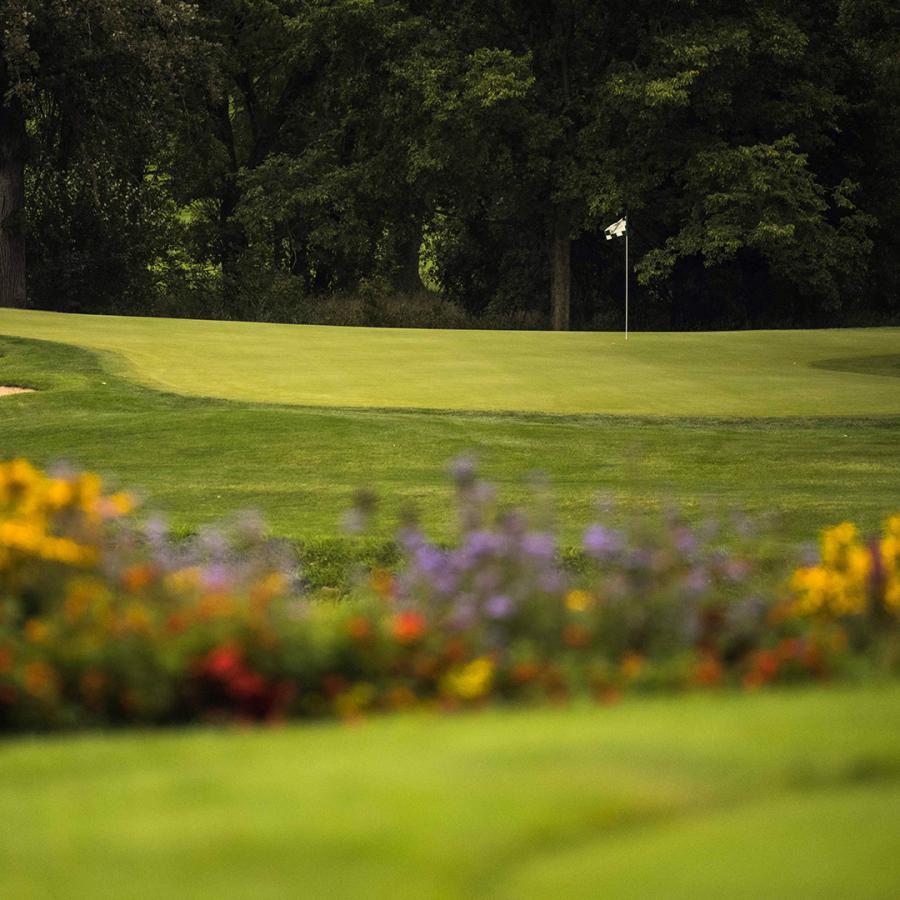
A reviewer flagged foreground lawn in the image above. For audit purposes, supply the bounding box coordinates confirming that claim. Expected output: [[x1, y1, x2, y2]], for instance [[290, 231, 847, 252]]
[[1, 685, 898, 899], [1, 308, 899, 416], [1, 334, 898, 544]]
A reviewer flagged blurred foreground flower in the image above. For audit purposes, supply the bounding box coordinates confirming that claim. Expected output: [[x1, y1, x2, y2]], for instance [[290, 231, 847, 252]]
[[0, 457, 896, 732]]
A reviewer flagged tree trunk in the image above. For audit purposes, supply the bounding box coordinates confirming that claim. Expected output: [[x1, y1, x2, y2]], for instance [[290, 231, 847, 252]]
[[209, 96, 246, 290], [0, 93, 28, 309], [550, 218, 571, 330]]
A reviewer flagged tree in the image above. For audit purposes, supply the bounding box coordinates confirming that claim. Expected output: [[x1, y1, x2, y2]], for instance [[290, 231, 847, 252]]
[[0, 0, 196, 310]]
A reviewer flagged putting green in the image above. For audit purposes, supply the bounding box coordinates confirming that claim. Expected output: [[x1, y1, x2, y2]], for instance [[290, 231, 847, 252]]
[[2, 308, 898, 416], [1, 685, 898, 898]]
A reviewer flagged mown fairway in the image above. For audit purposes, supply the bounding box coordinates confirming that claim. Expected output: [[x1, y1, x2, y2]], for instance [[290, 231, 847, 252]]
[[1, 310, 898, 544], [1, 685, 898, 899]]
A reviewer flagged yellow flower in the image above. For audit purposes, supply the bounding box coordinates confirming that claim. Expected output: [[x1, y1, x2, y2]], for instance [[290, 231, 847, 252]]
[[123, 603, 152, 634], [166, 566, 202, 593], [443, 656, 495, 700], [75, 473, 103, 515], [565, 589, 592, 612], [44, 478, 75, 510], [821, 521, 859, 567], [885, 581, 900, 615], [24, 618, 50, 644], [885, 514, 900, 540], [335, 682, 375, 718]]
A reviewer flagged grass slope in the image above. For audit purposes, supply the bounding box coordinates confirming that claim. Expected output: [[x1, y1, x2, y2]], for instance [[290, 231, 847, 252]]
[[1, 685, 898, 898], [1, 334, 898, 544], [1, 308, 899, 416]]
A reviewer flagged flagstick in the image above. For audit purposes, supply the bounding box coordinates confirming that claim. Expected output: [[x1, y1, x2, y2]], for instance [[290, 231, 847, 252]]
[[625, 224, 629, 341]]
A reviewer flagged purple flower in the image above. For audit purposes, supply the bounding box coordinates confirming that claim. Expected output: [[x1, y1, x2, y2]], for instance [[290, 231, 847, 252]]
[[522, 531, 556, 561], [474, 567, 501, 593], [672, 527, 696, 555], [397, 526, 425, 553], [465, 530, 500, 558], [685, 568, 711, 595], [202, 564, 233, 592], [449, 454, 478, 487], [722, 558, 750, 582], [143, 515, 169, 546], [583, 525, 624, 559], [414, 544, 445, 576], [485, 594, 515, 619], [449, 596, 477, 630], [539, 569, 565, 594], [433, 569, 459, 595], [196, 527, 229, 560]]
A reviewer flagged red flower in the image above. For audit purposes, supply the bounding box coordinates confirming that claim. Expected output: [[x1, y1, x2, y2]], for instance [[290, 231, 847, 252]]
[[392, 611, 427, 644], [204, 645, 243, 679]]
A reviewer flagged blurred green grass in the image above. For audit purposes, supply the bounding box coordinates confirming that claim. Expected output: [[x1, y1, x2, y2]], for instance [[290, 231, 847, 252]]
[[1, 684, 898, 898]]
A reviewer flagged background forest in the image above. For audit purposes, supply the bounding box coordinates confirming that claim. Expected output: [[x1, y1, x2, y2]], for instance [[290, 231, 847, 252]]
[[1, 0, 899, 329]]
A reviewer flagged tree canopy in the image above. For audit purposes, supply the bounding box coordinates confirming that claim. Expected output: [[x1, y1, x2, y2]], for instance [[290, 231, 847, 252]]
[[1, 0, 898, 328]]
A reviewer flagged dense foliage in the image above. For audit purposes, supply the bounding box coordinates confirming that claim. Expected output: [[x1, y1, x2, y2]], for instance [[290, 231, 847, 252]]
[[2, 1, 899, 327], [1, 457, 897, 730]]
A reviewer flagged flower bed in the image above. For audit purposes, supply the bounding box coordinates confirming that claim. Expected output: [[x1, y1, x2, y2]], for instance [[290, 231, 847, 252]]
[[0, 458, 896, 730]]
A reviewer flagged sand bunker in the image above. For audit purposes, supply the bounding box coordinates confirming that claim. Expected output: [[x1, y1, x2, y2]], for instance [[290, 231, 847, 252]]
[[0, 386, 35, 397]]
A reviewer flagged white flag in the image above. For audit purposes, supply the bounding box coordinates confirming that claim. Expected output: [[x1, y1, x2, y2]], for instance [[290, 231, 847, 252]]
[[605, 217, 627, 240]]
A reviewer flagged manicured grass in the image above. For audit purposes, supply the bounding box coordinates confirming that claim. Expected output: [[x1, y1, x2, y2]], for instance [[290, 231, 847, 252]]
[[1, 308, 899, 416], [0, 333, 898, 545], [1, 684, 898, 898]]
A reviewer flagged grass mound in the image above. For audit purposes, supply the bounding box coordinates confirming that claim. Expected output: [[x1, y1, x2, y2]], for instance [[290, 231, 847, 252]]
[[1, 685, 898, 898]]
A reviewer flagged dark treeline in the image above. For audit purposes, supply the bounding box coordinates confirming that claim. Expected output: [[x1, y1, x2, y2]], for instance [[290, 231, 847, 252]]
[[1, 1, 898, 329]]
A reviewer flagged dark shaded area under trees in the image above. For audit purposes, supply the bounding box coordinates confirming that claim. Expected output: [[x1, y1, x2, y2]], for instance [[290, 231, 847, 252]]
[[1, 0, 898, 330]]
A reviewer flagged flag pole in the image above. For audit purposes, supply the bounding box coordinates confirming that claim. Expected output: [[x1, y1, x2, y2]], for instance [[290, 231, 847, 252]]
[[625, 218, 629, 341]]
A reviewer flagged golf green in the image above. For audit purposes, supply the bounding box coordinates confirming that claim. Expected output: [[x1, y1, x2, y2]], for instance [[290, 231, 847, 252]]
[[1, 308, 898, 416]]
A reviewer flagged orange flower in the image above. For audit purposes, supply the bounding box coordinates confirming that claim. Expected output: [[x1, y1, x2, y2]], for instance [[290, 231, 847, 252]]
[[387, 685, 417, 710], [693, 653, 723, 687], [753, 649, 780, 680], [620, 652, 645, 680], [250, 572, 287, 606], [23, 660, 58, 699], [511, 661, 541, 684], [369, 568, 395, 598], [165, 611, 191, 634], [392, 610, 427, 644], [197, 592, 234, 620], [776, 638, 804, 662], [24, 618, 50, 644], [0, 645, 13, 674], [442, 639, 467, 663], [346, 616, 373, 641], [80, 669, 106, 703], [121, 564, 155, 593], [596, 686, 622, 705], [563, 624, 590, 648]]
